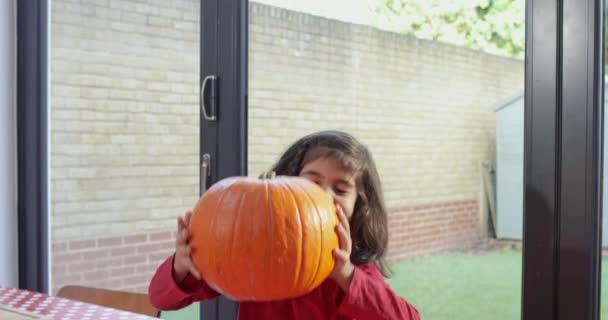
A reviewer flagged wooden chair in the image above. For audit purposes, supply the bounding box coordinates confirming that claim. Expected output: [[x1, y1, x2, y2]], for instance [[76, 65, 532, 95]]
[[56, 285, 160, 318]]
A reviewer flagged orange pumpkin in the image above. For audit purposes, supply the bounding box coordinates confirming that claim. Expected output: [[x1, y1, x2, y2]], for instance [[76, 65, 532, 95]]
[[188, 173, 339, 301]]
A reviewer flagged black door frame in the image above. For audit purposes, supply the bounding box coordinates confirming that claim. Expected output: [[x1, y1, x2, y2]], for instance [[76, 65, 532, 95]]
[[199, 0, 248, 318], [16, 0, 49, 294], [522, 0, 604, 319], [16, 0, 605, 319]]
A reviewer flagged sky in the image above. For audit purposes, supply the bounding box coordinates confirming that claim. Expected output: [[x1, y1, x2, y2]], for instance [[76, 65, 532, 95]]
[[252, 0, 382, 27]]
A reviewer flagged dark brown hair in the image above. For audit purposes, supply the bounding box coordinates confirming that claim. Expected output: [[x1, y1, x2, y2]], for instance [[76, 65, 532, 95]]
[[269, 130, 390, 277]]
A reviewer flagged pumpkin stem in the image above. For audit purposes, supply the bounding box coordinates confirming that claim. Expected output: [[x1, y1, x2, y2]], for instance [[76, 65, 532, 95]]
[[261, 171, 276, 179]]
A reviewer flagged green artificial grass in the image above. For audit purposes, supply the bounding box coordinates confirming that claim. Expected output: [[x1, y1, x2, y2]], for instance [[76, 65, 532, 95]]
[[386, 249, 608, 320], [159, 249, 608, 319]]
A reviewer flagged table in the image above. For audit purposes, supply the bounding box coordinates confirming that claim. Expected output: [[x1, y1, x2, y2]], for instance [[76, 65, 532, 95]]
[[0, 287, 157, 320]]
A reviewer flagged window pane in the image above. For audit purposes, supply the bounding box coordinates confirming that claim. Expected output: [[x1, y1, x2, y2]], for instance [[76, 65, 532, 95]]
[[249, 1, 524, 318], [49, 4, 200, 315]]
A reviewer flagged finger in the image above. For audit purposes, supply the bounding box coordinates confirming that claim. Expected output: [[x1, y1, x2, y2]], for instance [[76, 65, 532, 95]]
[[177, 216, 186, 231], [176, 217, 186, 245], [333, 248, 350, 263], [175, 227, 188, 245], [180, 228, 189, 243], [178, 216, 189, 235], [336, 224, 352, 252], [185, 259, 201, 279], [177, 244, 191, 257], [335, 204, 350, 234], [339, 208, 349, 229], [189, 267, 201, 280], [334, 200, 342, 215], [185, 211, 193, 226]]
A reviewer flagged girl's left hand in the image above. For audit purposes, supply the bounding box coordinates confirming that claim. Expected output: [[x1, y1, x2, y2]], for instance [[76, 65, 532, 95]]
[[329, 202, 355, 292]]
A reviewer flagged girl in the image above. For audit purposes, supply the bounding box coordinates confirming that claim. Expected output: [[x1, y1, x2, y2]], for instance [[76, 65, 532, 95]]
[[148, 130, 421, 320]]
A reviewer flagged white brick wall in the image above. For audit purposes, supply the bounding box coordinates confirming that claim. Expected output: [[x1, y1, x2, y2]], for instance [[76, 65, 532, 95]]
[[51, 0, 200, 241], [51, 1, 523, 242], [248, 4, 523, 209]]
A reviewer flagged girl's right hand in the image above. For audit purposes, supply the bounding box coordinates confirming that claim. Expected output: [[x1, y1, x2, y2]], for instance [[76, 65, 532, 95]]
[[172, 211, 201, 283]]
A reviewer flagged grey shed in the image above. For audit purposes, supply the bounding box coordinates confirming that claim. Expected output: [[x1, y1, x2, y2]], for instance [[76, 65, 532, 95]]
[[493, 90, 608, 246]]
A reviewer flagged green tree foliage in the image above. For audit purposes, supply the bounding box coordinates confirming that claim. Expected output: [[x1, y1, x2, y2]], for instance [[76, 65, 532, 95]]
[[373, 0, 525, 58]]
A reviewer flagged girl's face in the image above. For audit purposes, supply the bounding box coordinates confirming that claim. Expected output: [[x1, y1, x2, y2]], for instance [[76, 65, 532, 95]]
[[299, 157, 358, 219]]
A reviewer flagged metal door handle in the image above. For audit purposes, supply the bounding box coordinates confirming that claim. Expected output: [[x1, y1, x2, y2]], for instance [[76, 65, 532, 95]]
[[200, 75, 218, 121], [200, 153, 211, 195]]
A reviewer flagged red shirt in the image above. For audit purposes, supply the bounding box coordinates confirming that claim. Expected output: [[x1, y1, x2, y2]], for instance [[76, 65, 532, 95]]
[[148, 255, 421, 320]]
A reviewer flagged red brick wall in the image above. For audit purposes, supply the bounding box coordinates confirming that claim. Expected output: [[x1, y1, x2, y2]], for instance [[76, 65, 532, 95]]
[[387, 199, 482, 261], [51, 199, 483, 293], [51, 231, 176, 294]]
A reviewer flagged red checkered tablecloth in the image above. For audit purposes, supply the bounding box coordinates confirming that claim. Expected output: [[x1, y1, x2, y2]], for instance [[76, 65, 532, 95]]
[[0, 287, 157, 320]]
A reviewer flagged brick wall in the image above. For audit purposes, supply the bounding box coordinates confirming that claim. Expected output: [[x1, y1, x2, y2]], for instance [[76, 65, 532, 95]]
[[50, 0, 200, 294], [50, 0, 200, 242], [387, 200, 481, 261], [50, 1, 523, 293], [248, 4, 522, 209], [52, 231, 175, 294], [247, 4, 522, 261]]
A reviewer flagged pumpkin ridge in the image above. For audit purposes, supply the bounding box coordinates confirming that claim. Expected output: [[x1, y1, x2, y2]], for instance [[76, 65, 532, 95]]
[[249, 181, 266, 294], [294, 179, 326, 291], [265, 179, 275, 298], [207, 179, 236, 292], [282, 180, 305, 296], [229, 182, 248, 295]]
